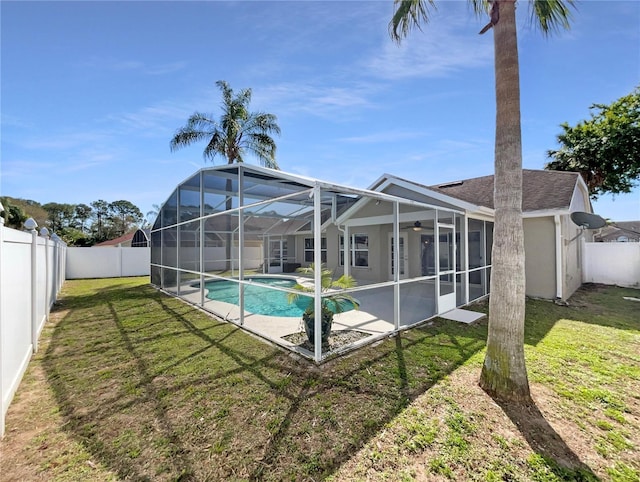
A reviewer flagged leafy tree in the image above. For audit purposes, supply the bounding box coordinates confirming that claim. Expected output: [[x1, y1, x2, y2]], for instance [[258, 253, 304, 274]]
[[390, 0, 574, 402], [0, 197, 27, 229], [43, 202, 75, 233], [170, 80, 281, 168], [1, 195, 143, 245], [90, 199, 110, 241], [74, 203, 93, 233], [0, 196, 48, 228], [109, 200, 143, 236], [546, 86, 640, 199]]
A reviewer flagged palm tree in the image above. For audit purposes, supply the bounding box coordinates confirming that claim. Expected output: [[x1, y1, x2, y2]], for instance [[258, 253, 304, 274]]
[[171, 80, 281, 271], [170, 80, 280, 168], [390, 0, 574, 402], [146, 204, 161, 227], [287, 263, 360, 344]]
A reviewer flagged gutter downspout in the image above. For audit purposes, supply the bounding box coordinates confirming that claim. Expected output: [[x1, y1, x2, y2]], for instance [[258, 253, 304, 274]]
[[554, 215, 563, 300]]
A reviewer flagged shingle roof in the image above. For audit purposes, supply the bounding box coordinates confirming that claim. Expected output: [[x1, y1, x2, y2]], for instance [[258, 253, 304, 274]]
[[594, 221, 640, 242], [94, 231, 135, 246], [426, 169, 582, 212]]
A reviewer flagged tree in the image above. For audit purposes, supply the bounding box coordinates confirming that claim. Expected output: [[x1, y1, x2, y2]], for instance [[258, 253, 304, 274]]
[[74, 204, 93, 234], [170, 80, 281, 168], [546, 86, 640, 199], [390, 0, 574, 402], [110, 200, 143, 236], [146, 203, 161, 227], [170, 80, 281, 270], [90, 200, 110, 241], [43, 202, 75, 233], [0, 197, 48, 228], [0, 197, 27, 229]]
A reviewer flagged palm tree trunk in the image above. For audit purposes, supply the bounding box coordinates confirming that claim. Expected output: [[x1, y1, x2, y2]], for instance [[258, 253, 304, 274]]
[[479, 0, 531, 402]]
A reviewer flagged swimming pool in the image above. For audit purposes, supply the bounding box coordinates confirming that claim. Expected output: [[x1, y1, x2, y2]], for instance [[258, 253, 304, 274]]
[[204, 276, 356, 317]]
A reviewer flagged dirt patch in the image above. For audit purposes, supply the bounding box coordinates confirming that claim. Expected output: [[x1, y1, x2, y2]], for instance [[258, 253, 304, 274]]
[[282, 329, 370, 353], [1, 308, 115, 482]]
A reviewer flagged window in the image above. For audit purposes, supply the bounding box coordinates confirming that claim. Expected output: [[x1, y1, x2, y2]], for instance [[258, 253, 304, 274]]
[[340, 234, 369, 267], [304, 237, 327, 262]]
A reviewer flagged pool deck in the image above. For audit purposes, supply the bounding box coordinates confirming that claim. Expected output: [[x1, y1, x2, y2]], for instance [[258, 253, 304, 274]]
[[171, 277, 482, 359], [177, 284, 401, 355]]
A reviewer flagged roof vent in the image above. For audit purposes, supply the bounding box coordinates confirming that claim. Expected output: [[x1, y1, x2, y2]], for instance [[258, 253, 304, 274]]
[[437, 180, 464, 188]]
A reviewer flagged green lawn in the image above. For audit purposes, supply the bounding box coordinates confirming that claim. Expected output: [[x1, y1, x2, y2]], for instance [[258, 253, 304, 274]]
[[2, 277, 638, 481]]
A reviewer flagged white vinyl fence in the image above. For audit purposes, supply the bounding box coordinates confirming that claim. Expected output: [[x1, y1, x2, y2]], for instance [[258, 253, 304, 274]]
[[66, 247, 151, 279], [66, 246, 265, 279], [0, 218, 66, 438], [583, 242, 640, 288]]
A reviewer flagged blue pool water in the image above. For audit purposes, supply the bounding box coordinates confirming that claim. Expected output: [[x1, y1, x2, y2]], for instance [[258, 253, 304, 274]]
[[204, 277, 355, 317]]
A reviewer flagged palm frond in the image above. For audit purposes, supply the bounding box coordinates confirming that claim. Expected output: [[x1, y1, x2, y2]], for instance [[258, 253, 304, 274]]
[[202, 131, 225, 163], [469, 0, 490, 17], [172, 80, 280, 167], [389, 0, 436, 43], [531, 0, 575, 35], [170, 127, 212, 152], [236, 87, 253, 107], [186, 112, 217, 131], [288, 263, 360, 314], [216, 80, 233, 107]]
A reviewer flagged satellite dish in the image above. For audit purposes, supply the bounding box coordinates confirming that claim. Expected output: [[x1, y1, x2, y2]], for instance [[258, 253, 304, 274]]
[[570, 211, 606, 229]]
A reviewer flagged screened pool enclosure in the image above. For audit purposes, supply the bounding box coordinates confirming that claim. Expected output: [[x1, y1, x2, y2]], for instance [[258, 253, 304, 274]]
[[151, 165, 493, 362]]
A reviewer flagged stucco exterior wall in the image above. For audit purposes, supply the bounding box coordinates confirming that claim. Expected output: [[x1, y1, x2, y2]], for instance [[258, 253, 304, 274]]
[[524, 217, 556, 299], [562, 215, 585, 299], [564, 183, 594, 298], [293, 224, 386, 283]]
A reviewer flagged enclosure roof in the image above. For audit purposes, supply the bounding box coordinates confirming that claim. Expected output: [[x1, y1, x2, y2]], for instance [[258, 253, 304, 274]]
[[190, 164, 384, 197], [169, 164, 442, 209]]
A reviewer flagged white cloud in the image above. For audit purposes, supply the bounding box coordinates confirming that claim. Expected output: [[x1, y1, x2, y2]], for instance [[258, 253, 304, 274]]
[[115, 101, 193, 133], [81, 57, 188, 76], [21, 131, 111, 150], [366, 20, 493, 80], [254, 82, 379, 120], [339, 130, 428, 144]]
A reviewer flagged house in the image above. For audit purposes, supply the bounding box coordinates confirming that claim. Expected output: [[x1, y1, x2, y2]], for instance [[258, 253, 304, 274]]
[[150, 165, 594, 361], [424, 169, 593, 300], [94, 228, 150, 247], [594, 221, 640, 243]]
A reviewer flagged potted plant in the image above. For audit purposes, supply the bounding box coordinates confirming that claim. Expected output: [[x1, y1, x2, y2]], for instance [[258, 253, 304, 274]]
[[287, 263, 359, 344]]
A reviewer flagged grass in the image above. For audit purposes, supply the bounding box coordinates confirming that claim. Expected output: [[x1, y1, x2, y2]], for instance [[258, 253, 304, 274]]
[[1, 278, 638, 481]]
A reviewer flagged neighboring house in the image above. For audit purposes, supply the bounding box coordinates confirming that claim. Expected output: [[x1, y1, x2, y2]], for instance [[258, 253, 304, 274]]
[[94, 228, 150, 247], [594, 221, 640, 243]]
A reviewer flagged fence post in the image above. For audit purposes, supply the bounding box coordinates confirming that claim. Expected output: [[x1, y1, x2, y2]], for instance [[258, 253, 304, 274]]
[[0, 202, 5, 438], [51, 233, 62, 291], [581, 236, 588, 283], [40, 228, 50, 317], [24, 218, 39, 353]]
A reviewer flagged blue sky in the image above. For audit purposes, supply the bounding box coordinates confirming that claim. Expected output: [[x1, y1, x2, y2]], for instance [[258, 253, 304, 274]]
[[2, 0, 639, 223]]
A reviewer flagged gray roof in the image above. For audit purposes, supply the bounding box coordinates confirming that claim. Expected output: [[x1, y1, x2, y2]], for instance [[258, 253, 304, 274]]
[[426, 169, 582, 212], [594, 221, 640, 242]]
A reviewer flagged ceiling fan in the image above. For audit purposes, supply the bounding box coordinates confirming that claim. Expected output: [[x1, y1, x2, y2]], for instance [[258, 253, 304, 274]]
[[402, 221, 425, 232]]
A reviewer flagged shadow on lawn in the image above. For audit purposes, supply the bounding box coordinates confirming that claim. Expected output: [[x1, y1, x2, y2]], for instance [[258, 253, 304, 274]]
[[42, 279, 626, 481], [493, 397, 597, 479]]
